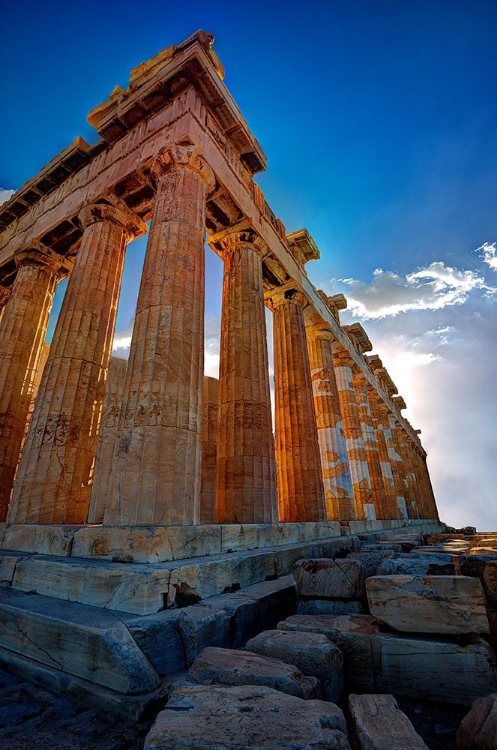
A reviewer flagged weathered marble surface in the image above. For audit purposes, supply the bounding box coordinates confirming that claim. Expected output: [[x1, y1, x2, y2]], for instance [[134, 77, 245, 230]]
[[456, 693, 497, 750], [188, 646, 320, 698], [0, 588, 159, 694], [144, 684, 350, 750], [297, 599, 365, 616], [246, 628, 343, 702], [277, 614, 379, 642], [376, 557, 456, 576], [293, 558, 366, 599], [338, 630, 497, 705], [366, 575, 489, 634], [348, 693, 428, 750]]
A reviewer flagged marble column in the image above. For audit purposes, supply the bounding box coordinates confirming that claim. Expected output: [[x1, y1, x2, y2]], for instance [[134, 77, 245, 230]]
[[104, 140, 214, 526], [201, 376, 219, 524], [367, 388, 398, 519], [408, 440, 428, 518], [390, 419, 417, 518], [354, 372, 388, 519], [306, 325, 354, 521], [9, 203, 145, 525], [215, 230, 276, 524], [420, 453, 439, 519], [383, 412, 408, 519], [0, 286, 10, 324], [0, 244, 71, 520], [87, 356, 128, 524], [331, 346, 370, 520], [271, 290, 325, 523]]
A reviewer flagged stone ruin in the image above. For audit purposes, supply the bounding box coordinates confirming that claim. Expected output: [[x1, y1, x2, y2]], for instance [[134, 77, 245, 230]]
[[0, 29, 493, 750]]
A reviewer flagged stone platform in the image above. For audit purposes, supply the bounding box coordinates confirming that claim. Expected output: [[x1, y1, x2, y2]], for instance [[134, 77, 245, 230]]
[[0, 520, 444, 709]]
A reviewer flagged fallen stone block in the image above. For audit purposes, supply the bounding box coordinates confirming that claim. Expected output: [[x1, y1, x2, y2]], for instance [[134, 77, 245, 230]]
[[246, 628, 343, 702], [366, 575, 489, 634], [339, 631, 497, 705], [376, 557, 456, 576], [144, 684, 350, 750], [297, 599, 364, 616], [456, 693, 497, 749], [293, 558, 366, 599], [188, 647, 320, 698], [349, 693, 428, 750], [277, 613, 379, 643], [346, 550, 393, 576]]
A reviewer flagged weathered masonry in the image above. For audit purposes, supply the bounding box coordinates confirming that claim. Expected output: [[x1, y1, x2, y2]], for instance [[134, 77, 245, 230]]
[[0, 29, 443, 705]]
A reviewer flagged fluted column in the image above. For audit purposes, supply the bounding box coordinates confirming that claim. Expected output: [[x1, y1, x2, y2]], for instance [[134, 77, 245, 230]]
[[200, 376, 219, 524], [331, 346, 370, 520], [408, 440, 428, 518], [419, 453, 439, 519], [87, 356, 128, 524], [389, 419, 416, 518], [367, 389, 397, 519], [354, 372, 388, 519], [271, 290, 325, 522], [215, 230, 276, 524], [306, 325, 354, 521], [104, 140, 214, 526], [0, 286, 9, 324], [9, 203, 145, 525], [0, 245, 70, 520]]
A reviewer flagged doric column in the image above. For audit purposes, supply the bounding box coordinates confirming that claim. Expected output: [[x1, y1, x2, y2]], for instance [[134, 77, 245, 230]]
[[384, 413, 408, 518], [331, 346, 371, 520], [389, 419, 417, 518], [87, 356, 128, 524], [200, 376, 219, 524], [104, 139, 214, 526], [0, 244, 71, 520], [354, 372, 388, 519], [306, 325, 354, 521], [408, 439, 428, 518], [367, 389, 397, 519], [9, 203, 145, 525], [0, 286, 10, 324], [271, 289, 325, 522], [419, 453, 439, 519], [215, 229, 276, 524]]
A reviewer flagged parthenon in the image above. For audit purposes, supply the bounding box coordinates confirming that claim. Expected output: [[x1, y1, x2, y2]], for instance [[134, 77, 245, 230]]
[[0, 31, 442, 708]]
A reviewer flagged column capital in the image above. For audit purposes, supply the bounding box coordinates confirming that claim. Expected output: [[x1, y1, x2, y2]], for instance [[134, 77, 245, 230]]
[[266, 287, 308, 311], [217, 226, 268, 258], [151, 138, 215, 193], [14, 242, 73, 278], [0, 285, 10, 307], [305, 322, 335, 342], [78, 202, 147, 241]]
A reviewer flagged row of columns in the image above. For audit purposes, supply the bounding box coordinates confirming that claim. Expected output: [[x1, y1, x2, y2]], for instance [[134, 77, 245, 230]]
[[0, 138, 438, 527]]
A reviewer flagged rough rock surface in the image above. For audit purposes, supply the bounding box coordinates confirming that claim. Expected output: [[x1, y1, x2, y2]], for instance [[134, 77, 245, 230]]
[[346, 550, 394, 577], [188, 646, 320, 698], [456, 693, 497, 749], [298, 599, 364, 616], [144, 684, 350, 750], [349, 693, 428, 750], [246, 628, 343, 702], [277, 613, 379, 642], [366, 575, 489, 634], [376, 557, 456, 576], [293, 558, 366, 599]]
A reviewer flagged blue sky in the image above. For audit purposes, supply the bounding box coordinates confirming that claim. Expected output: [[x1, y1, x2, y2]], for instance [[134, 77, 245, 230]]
[[1, 1, 496, 528]]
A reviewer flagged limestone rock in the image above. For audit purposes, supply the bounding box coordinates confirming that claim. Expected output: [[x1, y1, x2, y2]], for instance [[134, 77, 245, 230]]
[[277, 613, 379, 642], [339, 630, 497, 705], [298, 599, 364, 616], [349, 693, 428, 750], [188, 646, 320, 698], [366, 575, 489, 634], [144, 684, 351, 749], [246, 628, 343, 702], [456, 693, 497, 749], [293, 558, 366, 599]]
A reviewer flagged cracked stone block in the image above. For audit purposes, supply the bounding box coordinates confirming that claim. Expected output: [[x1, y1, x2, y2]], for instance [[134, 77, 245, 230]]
[[188, 647, 321, 698], [376, 557, 456, 576], [346, 550, 394, 577], [0, 588, 160, 694], [246, 628, 343, 702], [349, 693, 428, 750], [144, 684, 350, 750], [293, 558, 366, 599], [277, 614, 379, 643], [297, 599, 364, 616], [366, 575, 489, 634], [456, 693, 497, 749], [339, 631, 497, 705]]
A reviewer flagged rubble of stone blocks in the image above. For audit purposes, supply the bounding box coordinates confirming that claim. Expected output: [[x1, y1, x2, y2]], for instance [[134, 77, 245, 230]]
[[134, 529, 497, 748]]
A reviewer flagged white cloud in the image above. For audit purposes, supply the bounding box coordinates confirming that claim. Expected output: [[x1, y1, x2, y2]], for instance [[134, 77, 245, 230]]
[[0, 188, 15, 205], [334, 260, 494, 318], [476, 241, 497, 270]]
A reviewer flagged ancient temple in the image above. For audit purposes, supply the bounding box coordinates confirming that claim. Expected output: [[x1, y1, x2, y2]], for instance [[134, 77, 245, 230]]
[[0, 31, 441, 703]]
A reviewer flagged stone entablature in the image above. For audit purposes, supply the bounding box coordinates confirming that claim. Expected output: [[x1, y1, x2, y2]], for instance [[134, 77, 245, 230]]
[[0, 30, 437, 530]]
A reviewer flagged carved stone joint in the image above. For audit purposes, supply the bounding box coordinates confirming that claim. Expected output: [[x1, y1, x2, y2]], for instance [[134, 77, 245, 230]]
[[79, 203, 147, 241]]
